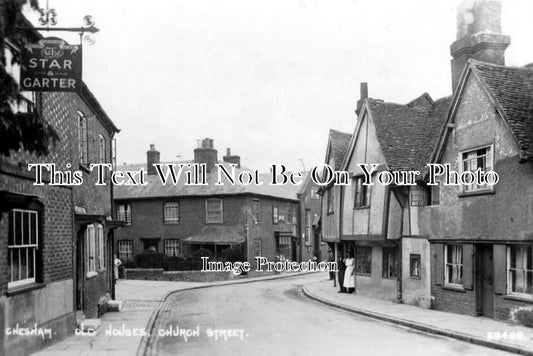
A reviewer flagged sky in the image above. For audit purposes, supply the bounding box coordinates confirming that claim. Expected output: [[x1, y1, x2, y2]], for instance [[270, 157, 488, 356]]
[[24, 0, 533, 172]]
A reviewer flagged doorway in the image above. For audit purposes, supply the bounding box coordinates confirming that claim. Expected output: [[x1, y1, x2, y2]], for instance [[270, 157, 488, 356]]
[[477, 245, 494, 318]]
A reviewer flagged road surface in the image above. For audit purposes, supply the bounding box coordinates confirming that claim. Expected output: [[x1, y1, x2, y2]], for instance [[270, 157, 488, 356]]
[[145, 273, 511, 356]]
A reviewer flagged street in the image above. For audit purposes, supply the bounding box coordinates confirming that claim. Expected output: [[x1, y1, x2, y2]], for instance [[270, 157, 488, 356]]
[[145, 274, 512, 356]]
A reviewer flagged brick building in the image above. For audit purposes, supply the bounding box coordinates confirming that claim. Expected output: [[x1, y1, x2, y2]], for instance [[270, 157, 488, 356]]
[[113, 140, 303, 269], [298, 173, 328, 262], [0, 21, 120, 355], [428, 0, 533, 320]]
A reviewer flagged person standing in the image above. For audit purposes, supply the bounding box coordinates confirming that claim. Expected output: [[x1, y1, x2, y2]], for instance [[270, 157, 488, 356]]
[[337, 252, 346, 293], [343, 250, 355, 293], [328, 250, 336, 286], [113, 254, 122, 283]]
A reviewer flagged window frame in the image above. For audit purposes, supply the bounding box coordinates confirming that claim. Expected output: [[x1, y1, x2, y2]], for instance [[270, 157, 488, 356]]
[[310, 187, 319, 200], [205, 198, 223, 224], [252, 199, 261, 223], [507, 245, 533, 299], [326, 188, 334, 214], [97, 224, 105, 270], [163, 202, 180, 224], [117, 240, 133, 261], [304, 209, 311, 245], [78, 111, 89, 166], [253, 239, 262, 257], [355, 247, 372, 276], [117, 203, 132, 225], [382, 248, 399, 279], [7, 209, 40, 289], [410, 254, 421, 279], [444, 244, 463, 287], [410, 185, 426, 207], [164, 239, 181, 257], [353, 175, 370, 209], [86, 225, 97, 276], [272, 206, 279, 225], [428, 182, 441, 206], [459, 144, 494, 194]]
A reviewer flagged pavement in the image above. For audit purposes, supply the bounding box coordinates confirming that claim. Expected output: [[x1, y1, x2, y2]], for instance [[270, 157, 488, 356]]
[[303, 277, 533, 356], [29, 272, 311, 356], [30, 272, 533, 356]]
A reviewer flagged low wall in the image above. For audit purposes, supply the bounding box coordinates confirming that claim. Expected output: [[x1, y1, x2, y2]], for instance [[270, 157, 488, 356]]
[[123, 269, 277, 282]]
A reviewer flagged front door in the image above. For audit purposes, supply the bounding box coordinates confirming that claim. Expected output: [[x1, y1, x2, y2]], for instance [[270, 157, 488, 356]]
[[478, 245, 494, 318]]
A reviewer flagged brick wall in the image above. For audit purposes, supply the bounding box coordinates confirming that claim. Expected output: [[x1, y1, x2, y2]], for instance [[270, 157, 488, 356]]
[[115, 194, 299, 263]]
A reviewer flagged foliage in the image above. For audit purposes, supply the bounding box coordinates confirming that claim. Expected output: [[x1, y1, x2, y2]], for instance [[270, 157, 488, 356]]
[[515, 309, 533, 328], [135, 252, 164, 269], [219, 246, 243, 263], [0, 0, 59, 156]]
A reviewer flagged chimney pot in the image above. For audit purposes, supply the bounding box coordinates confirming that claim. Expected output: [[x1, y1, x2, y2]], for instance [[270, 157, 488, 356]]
[[356, 82, 369, 115], [146, 144, 160, 175], [194, 138, 218, 172], [451, 0, 510, 92]]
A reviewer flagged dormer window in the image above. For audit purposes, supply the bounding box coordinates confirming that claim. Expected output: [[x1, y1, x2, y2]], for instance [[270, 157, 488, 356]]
[[460, 145, 494, 193]]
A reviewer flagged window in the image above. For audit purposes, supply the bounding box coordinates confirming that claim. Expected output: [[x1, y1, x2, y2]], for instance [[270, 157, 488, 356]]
[[164, 202, 180, 224], [78, 112, 88, 165], [86, 225, 96, 274], [253, 239, 262, 257], [143, 240, 158, 252], [97, 224, 105, 270], [118, 240, 133, 261], [252, 199, 261, 223], [356, 247, 372, 275], [310, 187, 319, 200], [461, 145, 493, 192], [445, 244, 463, 286], [164, 240, 180, 257], [410, 254, 421, 279], [8, 209, 39, 288], [410, 185, 426, 207], [382, 248, 398, 279], [205, 199, 223, 223], [287, 204, 293, 224], [98, 134, 106, 163], [305, 209, 311, 245], [117, 203, 131, 224], [508, 245, 533, 298], [326, 189, 334, 214], [4, 44, 36, 113], [272, 206, 279, 224], [429, 182, 440, 205], [353, 176, 370, 208]]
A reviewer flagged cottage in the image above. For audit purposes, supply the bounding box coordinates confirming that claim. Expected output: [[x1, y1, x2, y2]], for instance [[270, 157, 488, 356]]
[[113, 140, 304, 272], [428, 0, 533, 320], [0, 16, 120, 355]]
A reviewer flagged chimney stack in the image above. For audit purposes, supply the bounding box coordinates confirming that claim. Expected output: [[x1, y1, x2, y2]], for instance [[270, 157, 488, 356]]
[[356, 82, 368, 115], [450, 0, 510, 92], [194, 138, 218, 172], [223, 148, 241, 168], [146, 144, 160, 175]]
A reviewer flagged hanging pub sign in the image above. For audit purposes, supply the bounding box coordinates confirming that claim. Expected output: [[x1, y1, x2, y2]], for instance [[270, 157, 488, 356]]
[[20, 37, 82, 92]]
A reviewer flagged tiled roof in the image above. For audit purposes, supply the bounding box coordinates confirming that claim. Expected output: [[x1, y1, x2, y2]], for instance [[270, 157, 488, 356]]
[[367, 95, 452, 172], [114, 161, 304, 201], [328, 129, 352, 170], [184, 226, 245, 245], [471, 60, 533, 160]]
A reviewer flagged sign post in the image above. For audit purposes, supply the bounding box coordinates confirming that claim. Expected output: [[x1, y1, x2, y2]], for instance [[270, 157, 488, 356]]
[[20, 37, 82, 92]]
